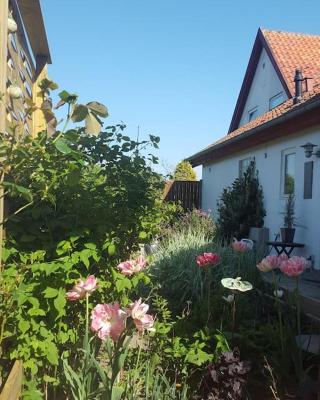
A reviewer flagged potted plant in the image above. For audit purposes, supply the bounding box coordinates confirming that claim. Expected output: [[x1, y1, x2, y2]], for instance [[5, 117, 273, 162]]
[[281, 192, 296, 242]]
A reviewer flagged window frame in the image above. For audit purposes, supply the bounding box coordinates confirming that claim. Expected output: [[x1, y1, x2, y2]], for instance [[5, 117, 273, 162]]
[[239, 156, 254, 178], [269, 92, 285, 110], [248, 107, 258, 122], [281, 148, 296, 197]]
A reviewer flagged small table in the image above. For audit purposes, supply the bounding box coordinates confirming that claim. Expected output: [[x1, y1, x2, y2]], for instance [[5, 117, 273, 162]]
[[267, 241, 305, 257]]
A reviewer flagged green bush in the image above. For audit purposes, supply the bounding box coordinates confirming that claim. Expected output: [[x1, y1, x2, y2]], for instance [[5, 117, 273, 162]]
[[216, 161, 266, 240], [173, 161, 197, 181], [159, 208, 216, 241], [0, 84, 179, 396]]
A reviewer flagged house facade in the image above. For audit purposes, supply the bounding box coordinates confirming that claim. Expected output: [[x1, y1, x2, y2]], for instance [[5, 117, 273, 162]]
[[188, 28, 320, 268], [0, 0, 51, 137]]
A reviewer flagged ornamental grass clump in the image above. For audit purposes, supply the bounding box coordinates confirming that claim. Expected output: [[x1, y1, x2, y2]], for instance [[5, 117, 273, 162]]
[[151, 229, 230, 313]]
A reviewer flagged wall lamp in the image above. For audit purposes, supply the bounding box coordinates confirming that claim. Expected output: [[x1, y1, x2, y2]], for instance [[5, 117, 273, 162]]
[[301, 142, 320, 158]]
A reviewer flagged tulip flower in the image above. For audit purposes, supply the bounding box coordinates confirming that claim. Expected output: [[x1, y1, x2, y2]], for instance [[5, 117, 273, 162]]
[[66, 275, 98, 301], [117, 256, 147, 276], [231, 239, 252, 253], [127, 298, 155, 332], [280, 256, 307, 277], [196, 252, 221, 267], [91, 303, 127, 341], [257, 255, 280, 272]]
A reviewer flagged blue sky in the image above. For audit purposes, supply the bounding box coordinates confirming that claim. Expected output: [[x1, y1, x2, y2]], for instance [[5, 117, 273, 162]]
[[42, 0, 320, 176]]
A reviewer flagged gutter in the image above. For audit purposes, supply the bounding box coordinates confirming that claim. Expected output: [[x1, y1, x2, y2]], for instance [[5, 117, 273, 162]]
[[187, 95, 320, 167]]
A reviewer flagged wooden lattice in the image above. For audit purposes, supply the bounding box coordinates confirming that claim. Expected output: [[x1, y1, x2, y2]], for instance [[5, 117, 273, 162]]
[[6, 0, 36, 135]]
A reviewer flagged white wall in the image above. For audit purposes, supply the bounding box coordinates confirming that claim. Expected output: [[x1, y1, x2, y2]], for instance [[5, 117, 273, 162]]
[[238, 48, 288, 127], [202, 126, 320, 268]]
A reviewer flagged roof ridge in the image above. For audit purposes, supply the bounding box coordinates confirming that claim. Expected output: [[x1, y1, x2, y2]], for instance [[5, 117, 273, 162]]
[[261, 28, 320, 39]]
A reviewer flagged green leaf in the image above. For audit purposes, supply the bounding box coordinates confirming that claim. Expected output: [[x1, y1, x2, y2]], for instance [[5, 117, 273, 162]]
[[138, 231, 147, 239], [115, 277, 132, 293], [66, 169, 81, 186], [28, 308, 46, 316], [2, 181, 33, 202], [54, 138, 72, 154], [46, 341, 59, 366], [59, 90, 78, 104], [108, 243, 116, 256], [54, 289, 66, 319], [85, 111, 102, 136], [71, 104, 88, 122], [43, 287, 59, 298], [18, 319, 30, 334], [87, 101, 109, 118]]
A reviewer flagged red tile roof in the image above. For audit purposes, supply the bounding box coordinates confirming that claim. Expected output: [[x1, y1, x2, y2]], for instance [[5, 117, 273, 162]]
[[188, 29, 320, 165], [210, 84, 320, 148], [262, 29, 320, 96]]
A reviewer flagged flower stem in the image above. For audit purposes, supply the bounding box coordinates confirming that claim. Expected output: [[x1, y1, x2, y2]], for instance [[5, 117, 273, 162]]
[[237, 255, 241, 276], [232, 295, 236, 343], [296, 277, 302, 377], [272, 271, 284, 352]]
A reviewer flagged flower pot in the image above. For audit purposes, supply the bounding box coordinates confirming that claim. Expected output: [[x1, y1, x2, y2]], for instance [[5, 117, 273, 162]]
[[280, 227, 295, 243]]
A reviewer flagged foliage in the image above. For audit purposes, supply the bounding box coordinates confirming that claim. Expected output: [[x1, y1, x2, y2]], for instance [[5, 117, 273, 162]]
[[1, 127, 167, 258], [216, 160, 266, 240], [173, 161, 197, 181], [283, 192, 295, 228], [0, 82, 180, 396], [151, 227, 259, 320], [159, 208, 216, 241]]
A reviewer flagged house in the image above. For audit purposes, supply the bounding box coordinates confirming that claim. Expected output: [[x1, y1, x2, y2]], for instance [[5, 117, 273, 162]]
[[0, 0, 51, 137], [187, 28, 320, 268]]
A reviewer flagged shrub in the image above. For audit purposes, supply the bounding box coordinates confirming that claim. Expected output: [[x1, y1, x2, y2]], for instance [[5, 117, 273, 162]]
[[159, 208, 216, 241], [216, 161, 265, 240], [173, 161, 197, 181]]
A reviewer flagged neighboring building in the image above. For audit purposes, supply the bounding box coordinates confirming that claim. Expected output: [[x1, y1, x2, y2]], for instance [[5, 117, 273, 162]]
[[0, 0, 51, 137], [188, 28, 320, 267]]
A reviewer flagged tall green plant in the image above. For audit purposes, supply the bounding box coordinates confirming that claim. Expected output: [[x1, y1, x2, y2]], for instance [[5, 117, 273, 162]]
[[216, 161, 265, 240]]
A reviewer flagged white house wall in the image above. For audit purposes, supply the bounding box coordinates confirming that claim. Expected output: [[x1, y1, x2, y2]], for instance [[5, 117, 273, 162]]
[[238, 48, 288, 127], [202, 125, 320, 268]]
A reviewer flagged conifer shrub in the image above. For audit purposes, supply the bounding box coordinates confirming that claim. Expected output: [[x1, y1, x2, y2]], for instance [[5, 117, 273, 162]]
[[216, 161, 265, 241]]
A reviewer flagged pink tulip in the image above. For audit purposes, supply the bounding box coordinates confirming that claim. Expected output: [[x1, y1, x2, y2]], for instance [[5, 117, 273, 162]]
[[127, 298, 155, 332], [196, 252, 221, 267], [257, 255, 280, 272], [231, 239, 251, 253], [91, 303, 127, 341], [66, 275, 98, 301], [117, 256, 147, 276], [280, 256, 307, 277]]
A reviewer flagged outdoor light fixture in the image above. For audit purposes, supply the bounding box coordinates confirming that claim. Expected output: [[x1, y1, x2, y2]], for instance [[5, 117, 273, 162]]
[[301, 142, 320, 158]]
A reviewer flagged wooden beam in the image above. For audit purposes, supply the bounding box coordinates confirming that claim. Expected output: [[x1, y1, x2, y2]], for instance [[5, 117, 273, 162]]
[[0, 0, 9, 267], [0, 360, 23, 400]]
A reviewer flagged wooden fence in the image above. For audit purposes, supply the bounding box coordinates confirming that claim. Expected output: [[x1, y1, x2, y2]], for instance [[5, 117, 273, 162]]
[[164, 180, 202, 211], [0, 360, 23, 400]]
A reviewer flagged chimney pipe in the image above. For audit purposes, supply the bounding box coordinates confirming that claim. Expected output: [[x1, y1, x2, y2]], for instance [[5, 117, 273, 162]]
[[293, 69, 303, 104]]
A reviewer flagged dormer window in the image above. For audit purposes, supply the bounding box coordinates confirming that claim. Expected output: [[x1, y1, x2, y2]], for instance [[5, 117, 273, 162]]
[[248, 107, 258, 122], [269, 92, 285, 110]]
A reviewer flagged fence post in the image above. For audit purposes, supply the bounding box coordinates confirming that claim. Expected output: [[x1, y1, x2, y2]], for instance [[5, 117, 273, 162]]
[[0, 360, 23, 400]]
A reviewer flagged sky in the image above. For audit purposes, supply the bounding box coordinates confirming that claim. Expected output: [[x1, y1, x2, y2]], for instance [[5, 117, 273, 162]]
[[42, 0, 320, 176]]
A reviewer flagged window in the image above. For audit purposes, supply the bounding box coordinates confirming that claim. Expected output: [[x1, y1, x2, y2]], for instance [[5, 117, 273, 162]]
[[239, 157, 254, 178], [248, 107, 258, 122], [282, 150, 295, 195], [269, 92, 285, 110]]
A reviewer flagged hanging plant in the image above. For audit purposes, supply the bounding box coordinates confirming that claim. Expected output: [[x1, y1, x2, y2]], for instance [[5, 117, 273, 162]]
[[7, 84, 23, 99], [8, 17, 17, 33]]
